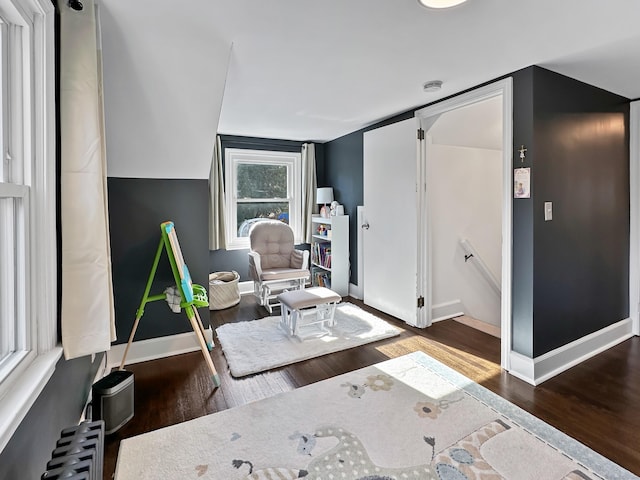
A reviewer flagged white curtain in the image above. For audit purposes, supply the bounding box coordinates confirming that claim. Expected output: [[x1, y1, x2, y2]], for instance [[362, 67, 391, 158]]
[[209, 135, 227, 250], [301, 143, 318, 243], [60, 0, 116, 359]]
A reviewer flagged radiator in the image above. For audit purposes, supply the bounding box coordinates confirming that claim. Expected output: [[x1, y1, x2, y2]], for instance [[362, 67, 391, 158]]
[[41, 420, 104, 480]]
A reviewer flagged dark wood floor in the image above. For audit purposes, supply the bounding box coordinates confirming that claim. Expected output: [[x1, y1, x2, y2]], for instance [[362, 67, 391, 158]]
[[104, 296, 640, 479]]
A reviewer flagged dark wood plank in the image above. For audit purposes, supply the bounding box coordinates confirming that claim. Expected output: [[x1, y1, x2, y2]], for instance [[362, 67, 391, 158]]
[[103, 296, 640, 479]]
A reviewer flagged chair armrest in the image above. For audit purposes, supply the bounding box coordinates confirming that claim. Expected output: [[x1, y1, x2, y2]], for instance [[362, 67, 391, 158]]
[[291, 249, 309, 270], [248, 251, 262, 280]]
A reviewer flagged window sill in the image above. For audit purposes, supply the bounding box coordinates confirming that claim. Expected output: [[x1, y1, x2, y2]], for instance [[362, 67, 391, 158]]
[[225, 241, 250, 251], [0, 346, 63, 453]]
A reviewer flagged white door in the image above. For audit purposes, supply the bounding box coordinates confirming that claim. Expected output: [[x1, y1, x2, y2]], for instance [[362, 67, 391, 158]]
[[363, 118, 420, 325]]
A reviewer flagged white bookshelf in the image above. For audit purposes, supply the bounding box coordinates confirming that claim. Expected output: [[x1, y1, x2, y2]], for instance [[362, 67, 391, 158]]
[[310, 215, 349, 296]]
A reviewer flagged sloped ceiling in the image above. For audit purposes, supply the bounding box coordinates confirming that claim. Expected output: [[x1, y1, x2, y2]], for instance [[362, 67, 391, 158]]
[[99, 0, 640, 151], [100, 1, 231, 178], [429, 96, 502, 151]]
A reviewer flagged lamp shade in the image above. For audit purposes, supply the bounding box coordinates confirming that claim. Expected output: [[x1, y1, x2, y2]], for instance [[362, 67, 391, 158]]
[[316, 187, 334, 204]]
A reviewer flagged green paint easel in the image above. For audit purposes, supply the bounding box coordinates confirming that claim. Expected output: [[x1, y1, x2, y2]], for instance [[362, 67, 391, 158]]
[[119, 221, 221, 387]]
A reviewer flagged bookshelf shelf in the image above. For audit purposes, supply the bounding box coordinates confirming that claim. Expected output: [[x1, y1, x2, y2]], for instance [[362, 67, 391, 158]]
[[310, 215, 349, 296]]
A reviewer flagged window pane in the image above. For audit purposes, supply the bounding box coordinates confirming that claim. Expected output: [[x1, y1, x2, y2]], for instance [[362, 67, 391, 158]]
[[236, 202, 289, 237], [237, 163, 288, 199], [0, 23, 5, 183], [0, 196, 16, 364]]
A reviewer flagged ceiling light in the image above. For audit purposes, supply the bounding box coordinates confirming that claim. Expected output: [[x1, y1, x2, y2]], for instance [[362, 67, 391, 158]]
[[417, 0, 468, 9], [423, 80, 443, 92]]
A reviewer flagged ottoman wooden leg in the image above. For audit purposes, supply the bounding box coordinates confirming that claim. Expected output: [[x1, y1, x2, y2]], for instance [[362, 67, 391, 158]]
[[327, 302, 338, 327], [280, 303, 293, 335]]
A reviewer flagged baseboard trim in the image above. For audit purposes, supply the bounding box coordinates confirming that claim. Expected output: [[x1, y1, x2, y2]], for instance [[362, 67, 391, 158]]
[[431, 300, 464, 323], [454, 315, 501, 338], [349, 283, 363, 300], [107, 328, 213, 371], [508, 317, 634, 385], [239, 280, 254, 295]]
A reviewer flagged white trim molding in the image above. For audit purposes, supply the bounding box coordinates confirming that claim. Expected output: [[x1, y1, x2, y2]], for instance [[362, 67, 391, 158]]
[[630, 100, 640, 337], [414, 78, 513, 368], [348, 283, 363, 300], [239, 280, 254, 296], [223, 148, 302, 250], [0, 347, 62, 452], [508, 318, 634, 385], [430, 300, 465, 323], [107, 328, 214, 371], [0, 0, 57, 454]]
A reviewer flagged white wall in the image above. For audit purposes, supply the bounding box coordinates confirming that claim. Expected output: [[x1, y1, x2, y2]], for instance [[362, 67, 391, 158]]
[[99, 1, 231, 179], [428, 141, 502, 327]]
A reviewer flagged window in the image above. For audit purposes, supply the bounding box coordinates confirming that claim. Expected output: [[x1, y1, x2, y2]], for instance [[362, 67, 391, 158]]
[[0, 12, 30, 382], [0, 0, 58, 452], [225, 148, 302, 249]]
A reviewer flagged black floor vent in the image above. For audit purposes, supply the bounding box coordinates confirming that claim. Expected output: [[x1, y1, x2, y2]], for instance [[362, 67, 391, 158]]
[[41, 420, 104, 480]]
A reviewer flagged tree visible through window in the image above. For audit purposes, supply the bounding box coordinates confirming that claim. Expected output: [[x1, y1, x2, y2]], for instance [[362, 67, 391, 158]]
[[237, 163, 289, 227]]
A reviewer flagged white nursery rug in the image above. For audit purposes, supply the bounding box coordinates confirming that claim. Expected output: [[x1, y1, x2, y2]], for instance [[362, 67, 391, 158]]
[[115, 351, 636, 480], [215, 302, 402, 377]]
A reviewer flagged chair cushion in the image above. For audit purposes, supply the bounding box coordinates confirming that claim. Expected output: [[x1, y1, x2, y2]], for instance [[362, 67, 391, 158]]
[[249, 221, 296, 270], [278, 287, 341, 310], [260, 267, 310, 282]]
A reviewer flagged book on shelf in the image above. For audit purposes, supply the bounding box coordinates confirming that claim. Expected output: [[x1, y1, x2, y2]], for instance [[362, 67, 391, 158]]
[[311, 242, 331, 268], [311, 267, 331, 289]]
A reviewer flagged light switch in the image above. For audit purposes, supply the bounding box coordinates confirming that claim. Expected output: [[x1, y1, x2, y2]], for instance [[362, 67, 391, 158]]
[[544, 201, 553, 221]]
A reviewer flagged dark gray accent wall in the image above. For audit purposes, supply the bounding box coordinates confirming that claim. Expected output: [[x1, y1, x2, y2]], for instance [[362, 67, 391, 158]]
[[534, 70, 629, 356], [209, 135, 320, 281], [0, 354, 102, 479], [511, 68, 536, 357], [108, 178, 209, 344], [512, 67, 630, 357], [323, 131, 364, 285]]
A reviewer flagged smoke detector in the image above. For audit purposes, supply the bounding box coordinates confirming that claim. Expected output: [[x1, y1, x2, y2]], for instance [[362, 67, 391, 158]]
[[423, 80, 443, 92]]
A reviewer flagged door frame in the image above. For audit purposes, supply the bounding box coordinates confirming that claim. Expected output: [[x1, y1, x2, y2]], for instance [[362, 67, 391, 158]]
[[630, 101, 640, 337], [415, 78, 513, 369]]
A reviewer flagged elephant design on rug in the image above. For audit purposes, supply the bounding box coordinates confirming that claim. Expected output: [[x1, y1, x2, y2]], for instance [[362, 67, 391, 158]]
[[233, 420, 594, 479]]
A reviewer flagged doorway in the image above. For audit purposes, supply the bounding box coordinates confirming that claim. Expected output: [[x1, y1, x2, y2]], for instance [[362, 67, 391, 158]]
[[416, 79, 513, 368], [424, 96, 503, 336]]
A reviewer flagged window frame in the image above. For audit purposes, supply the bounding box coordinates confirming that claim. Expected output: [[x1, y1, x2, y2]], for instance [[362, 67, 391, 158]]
[[224, 148, 302, 250], [0, 0, 59, 454]]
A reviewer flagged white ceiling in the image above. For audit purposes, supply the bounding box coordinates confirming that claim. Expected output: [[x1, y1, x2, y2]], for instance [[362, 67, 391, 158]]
[[100, 0, 640, 144]]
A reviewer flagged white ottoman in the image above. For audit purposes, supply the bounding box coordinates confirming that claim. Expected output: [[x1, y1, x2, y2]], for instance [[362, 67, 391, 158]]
[[277, 287, 342, 339]]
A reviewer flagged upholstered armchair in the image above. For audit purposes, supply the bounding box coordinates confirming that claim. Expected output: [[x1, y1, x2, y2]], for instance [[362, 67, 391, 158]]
[[248, 220, 310, 313]]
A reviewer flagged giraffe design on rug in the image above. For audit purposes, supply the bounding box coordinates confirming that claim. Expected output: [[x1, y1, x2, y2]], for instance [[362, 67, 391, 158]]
[[307, 422, 510, 478]]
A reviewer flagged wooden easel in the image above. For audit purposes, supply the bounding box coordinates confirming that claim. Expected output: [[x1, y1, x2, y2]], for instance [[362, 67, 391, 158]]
[[119, 221, 221, 387]]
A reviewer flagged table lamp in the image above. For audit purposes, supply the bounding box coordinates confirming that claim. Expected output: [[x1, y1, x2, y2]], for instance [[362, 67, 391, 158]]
[[317, 187, 334, 218]]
